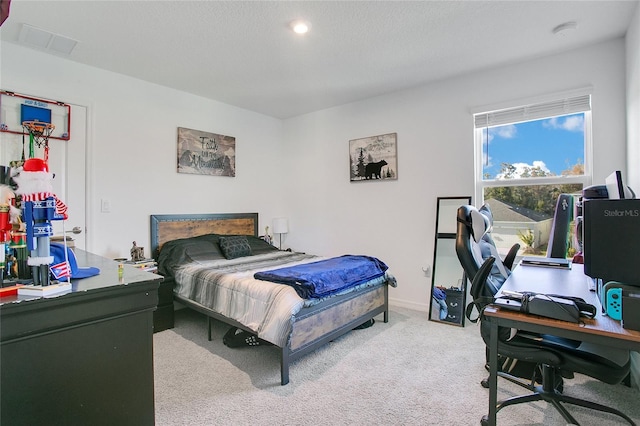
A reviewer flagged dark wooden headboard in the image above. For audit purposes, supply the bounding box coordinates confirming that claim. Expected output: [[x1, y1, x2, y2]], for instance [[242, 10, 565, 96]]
[[150, 213, 258, 258]]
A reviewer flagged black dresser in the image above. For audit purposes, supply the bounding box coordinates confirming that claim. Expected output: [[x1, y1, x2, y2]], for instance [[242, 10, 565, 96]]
[[0, 250, 162, 426], [443, 288, 464, 324], [154, 277, 175, 332]]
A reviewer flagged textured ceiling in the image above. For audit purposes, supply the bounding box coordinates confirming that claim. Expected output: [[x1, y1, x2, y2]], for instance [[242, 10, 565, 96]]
[[1, 1, 638, 119]]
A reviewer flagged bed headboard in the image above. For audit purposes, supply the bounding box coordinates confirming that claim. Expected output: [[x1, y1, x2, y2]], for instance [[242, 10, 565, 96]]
[[150, 213, 259, 258]]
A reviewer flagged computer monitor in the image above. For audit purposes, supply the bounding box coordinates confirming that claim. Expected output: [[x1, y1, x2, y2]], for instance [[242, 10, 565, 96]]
[[605, 171, 625, 199], [604, 170, 635, 199]]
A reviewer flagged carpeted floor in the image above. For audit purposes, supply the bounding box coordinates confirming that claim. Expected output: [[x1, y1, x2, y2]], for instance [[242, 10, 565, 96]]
[[153, 306, 640, 425]]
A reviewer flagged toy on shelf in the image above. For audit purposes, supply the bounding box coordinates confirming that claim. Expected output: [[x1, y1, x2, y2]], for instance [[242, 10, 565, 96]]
[[130, 241, 145, 262], [0, 166, 22, 285], [13, 158, 68, 286]]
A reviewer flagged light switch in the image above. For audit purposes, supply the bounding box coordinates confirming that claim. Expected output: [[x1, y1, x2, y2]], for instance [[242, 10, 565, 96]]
[[101, 198, 111, 213]]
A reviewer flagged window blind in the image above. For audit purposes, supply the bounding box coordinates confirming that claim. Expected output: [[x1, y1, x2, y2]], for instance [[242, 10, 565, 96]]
[[474, 94, 591, 128]]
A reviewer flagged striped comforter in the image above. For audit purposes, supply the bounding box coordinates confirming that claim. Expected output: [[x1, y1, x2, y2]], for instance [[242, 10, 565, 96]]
[[173, 251, 394, 346]]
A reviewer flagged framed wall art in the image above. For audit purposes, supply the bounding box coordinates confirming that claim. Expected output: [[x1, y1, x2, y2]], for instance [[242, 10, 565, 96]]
[[349, 132, 397, 182], [177, 127, 236, 177]]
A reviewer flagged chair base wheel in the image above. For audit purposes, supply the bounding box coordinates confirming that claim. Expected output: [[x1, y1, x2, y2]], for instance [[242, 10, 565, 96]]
[[481, 378, 489, 388], [481, 415, 490, 426]]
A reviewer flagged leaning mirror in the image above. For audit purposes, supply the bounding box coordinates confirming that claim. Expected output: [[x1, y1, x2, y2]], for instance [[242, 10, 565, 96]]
[[429, 196, 472, 326]]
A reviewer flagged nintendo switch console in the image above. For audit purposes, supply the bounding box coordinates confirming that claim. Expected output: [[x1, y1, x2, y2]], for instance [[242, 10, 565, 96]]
[[606, 287, 622, 320]]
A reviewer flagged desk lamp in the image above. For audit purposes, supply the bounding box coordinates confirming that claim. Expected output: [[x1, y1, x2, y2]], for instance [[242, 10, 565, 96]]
[[272, 217, 288, 250]]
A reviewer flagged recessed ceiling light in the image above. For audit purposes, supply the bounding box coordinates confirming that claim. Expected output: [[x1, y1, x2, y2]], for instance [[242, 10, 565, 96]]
[[552, 21, 578, 35], [290, 20, 310, 35]]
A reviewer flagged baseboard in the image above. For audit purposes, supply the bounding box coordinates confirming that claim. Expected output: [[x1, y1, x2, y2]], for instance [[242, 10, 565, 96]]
[[389, 297, 429, 312]]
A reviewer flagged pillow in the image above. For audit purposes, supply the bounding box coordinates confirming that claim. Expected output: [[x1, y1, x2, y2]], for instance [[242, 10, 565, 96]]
[[219, 236, 253, 259], [157, 237, 224, 276], [472, 205, 510, 294], [477, 239, 509, 295], [245, 235, 279, 255], [184, 241, 225, 262]]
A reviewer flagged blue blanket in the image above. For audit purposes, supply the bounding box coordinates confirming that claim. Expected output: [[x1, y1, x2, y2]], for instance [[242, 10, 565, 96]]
[[253, 255, 388, 299]]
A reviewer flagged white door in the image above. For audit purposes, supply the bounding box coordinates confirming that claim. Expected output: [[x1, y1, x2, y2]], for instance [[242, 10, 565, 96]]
[[0, 96, 87, 250], [48, 104, 87, 249]]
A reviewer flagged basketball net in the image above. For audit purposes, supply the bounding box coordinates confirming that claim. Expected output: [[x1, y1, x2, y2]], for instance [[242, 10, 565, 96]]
[[21, 121, 55, 162]]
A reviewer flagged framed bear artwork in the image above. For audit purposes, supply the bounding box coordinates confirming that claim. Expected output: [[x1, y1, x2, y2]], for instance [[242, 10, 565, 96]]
[[349, 132, 398, 182]]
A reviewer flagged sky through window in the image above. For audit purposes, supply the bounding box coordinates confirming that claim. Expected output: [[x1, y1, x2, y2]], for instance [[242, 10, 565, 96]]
[[481, 113, 585, 179]]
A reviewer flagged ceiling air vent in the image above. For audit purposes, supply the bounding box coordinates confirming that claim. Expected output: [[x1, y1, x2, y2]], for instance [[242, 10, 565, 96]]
[[18, 23, 77, 55]]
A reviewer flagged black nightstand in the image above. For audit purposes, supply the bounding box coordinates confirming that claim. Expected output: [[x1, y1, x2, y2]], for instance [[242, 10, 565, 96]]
[[153, 278, 174, 332]]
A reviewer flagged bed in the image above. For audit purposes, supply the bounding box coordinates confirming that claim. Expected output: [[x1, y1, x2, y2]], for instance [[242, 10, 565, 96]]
[[150, 213, 395, 385]]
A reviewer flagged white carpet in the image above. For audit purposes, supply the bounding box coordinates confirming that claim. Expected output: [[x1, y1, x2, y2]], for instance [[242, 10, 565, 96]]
[[153, 306, 640, 425]]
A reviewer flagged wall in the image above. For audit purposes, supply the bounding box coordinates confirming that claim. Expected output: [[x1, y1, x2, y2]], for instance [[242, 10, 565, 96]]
[[628, 1, 640, 191], [625, 1, 640, 391], [1, 38, 629, 311], [3, 26, 637, 388], [282, 39, 628, 310], [1, 42, 286, 258]]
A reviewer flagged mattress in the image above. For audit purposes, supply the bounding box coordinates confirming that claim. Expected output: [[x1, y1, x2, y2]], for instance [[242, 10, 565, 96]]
[[158, 234, 395, 346]]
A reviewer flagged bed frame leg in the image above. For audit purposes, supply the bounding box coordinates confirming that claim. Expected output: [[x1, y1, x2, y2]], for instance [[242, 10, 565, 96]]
[[383, 284, 389, 323], [208, 317, 212, 341], [281, 348, 290, 385]]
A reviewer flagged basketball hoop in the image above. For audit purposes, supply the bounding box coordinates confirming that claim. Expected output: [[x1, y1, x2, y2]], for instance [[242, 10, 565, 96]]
[[21, 121, 55, 161], [22, 120, 55, 144]]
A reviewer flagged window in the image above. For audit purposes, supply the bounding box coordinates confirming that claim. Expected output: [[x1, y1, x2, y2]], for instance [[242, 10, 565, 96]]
[[473, 93, 592, 258]]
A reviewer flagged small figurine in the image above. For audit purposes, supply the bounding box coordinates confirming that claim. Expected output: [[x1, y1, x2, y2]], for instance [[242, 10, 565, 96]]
[[0, 186, 15, 283], [131, 241, 145, 262], [263, 226, 272, 245]]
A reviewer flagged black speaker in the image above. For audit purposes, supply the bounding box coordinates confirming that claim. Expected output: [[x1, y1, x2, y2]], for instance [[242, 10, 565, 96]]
[[546, 194, 573, 259]]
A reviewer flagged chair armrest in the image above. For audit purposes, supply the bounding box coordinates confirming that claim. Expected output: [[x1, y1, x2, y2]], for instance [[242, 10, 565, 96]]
[[466, 256, 498, 323], [503, 243, 520, 270], [469, 256, 497, 301]]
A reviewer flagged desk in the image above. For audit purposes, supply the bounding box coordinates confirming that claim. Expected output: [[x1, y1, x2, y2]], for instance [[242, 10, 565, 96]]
[[0, 250, 162, 425], [483, 263, 640, 426]]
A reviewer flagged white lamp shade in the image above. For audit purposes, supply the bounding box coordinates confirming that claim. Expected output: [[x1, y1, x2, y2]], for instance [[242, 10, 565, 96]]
[[272, 217, 289, 234]]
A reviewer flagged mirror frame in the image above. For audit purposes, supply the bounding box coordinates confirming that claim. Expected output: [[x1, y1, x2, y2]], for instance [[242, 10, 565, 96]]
[[428, 196, 472, 326]]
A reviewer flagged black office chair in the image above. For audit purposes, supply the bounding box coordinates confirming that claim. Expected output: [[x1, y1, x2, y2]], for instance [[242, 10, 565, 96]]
[[460, 203, 519, 323], [456, 204, 634, 426]]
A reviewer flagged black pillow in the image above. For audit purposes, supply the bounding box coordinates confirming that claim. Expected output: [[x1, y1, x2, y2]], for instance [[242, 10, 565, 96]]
[[245, 235, 279, 255], [219, 236, 252, 259]]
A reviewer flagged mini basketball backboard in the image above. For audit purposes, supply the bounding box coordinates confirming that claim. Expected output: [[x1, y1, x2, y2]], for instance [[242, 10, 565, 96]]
[[0, 90, 70, 140]]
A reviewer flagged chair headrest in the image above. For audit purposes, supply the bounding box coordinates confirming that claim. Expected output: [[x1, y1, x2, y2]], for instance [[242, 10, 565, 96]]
[[470, 209, 490, 243], [458, 205, 491, 243], [479, 203, 493, 227]]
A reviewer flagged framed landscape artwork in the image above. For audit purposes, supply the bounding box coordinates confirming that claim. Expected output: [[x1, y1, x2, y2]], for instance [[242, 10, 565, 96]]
[[349, 132, 398, 182], [177, 127, 236, 176]]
